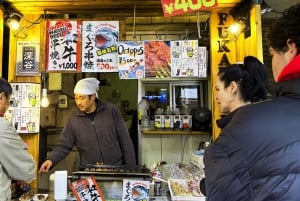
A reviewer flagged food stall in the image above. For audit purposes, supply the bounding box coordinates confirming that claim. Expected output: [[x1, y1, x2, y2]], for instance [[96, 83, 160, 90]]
[[0, 0, 264, 200]]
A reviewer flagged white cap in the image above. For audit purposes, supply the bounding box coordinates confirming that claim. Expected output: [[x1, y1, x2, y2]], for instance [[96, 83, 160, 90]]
[[74, 78, 100, 98]]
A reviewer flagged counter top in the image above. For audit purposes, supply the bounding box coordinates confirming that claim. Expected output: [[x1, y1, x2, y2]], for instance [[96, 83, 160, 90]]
[[12, 192, 170, 201], [142, 129, 210, 135]]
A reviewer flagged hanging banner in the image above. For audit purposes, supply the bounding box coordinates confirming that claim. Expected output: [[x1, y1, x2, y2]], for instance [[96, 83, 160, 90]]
[[144, 40, 171, 78], [117, 41, 145, 79], [171, 40, 199, 77], [82, 21, 119, 72], [46, 20, 81, 71], [6, 83, 40, 133], [161, 0, 218, 17], [16, 41, 40, 76]]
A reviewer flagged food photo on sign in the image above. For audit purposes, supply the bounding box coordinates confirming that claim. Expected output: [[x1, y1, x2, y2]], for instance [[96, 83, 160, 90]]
[[117, 41, 145, 79], [144, 40, 171, 78], [82, 21, 119, 72]]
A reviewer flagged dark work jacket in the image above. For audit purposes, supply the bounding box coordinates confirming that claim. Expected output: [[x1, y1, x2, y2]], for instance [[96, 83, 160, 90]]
[[204, 76, 300, 201], [48, 99, 136, 169]]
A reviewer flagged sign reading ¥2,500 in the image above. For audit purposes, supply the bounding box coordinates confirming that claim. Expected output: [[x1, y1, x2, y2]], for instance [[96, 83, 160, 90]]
[[161, 0, 218, 17]]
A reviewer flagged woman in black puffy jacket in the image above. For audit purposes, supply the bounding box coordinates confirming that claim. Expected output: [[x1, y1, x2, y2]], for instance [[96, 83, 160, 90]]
[[204, 3, 300, 201]]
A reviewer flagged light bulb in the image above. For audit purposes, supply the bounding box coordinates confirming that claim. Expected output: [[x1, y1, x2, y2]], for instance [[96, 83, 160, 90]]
[[41, 88, 49, 108], [228, 20, 246, 39], [7, 18, 20, 30]]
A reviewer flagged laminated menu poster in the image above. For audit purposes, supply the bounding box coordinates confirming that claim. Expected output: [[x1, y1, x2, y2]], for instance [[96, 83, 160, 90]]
[[171, 40, 199, 77], [69, 176, 106, 201], [122, 179, 150, 201], [6, 83, 40, 133]]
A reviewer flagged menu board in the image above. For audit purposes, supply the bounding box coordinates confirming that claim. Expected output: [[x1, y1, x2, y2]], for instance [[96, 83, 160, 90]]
[[171, 40, 199, 77], [6, 83, 40, 133]]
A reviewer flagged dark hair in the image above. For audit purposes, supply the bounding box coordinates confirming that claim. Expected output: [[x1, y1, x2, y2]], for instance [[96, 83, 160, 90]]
[[0, 78, 12, 97], [218, 56, 268, 102], [266, 3, 300, 54]]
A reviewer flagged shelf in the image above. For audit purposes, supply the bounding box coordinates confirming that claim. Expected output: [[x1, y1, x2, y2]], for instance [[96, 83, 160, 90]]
[[142, 129, 210, 135]]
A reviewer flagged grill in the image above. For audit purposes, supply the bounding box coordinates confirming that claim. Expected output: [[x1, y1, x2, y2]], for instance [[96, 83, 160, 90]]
[[71, 164, 152, 181]]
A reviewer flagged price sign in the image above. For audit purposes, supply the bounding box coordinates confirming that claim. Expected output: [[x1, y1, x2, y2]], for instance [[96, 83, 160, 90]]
[[161, 0, 218, 17]]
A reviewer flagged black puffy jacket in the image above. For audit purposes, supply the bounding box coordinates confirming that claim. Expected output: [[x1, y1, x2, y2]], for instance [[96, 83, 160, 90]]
[[204, 77, 300, 201]]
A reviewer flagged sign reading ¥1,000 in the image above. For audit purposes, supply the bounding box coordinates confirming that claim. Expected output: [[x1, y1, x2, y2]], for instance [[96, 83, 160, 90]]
[[161, 0, 218, 17]]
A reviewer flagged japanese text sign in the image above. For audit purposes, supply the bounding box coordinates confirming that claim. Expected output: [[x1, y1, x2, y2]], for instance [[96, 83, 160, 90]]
[[46, 20, 81, 71], [16, 41, 40, 76], [69, 176, 105, 201], [82, 21, 119, 72]]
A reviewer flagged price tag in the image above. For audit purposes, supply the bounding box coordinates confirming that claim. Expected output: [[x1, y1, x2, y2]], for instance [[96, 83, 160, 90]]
[[161, 0, 218, 17]]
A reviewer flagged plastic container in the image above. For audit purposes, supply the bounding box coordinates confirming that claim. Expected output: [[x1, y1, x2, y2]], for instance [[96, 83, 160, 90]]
[[164, 106, 173, 129], [173, 107, 182, 129], [155, 107, 164, 129]]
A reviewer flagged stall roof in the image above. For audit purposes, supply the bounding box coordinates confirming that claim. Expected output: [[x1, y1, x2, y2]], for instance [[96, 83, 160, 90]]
[[3, 0, 294, 18]]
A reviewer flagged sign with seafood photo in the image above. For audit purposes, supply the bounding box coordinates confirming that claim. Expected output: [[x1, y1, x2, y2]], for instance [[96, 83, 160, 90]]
[[117, 41, 145, 79], [122, 179, 150, 201], [144, 40, 171, 78], [82, 21, 119, 72], [46, 20, 82, 72]]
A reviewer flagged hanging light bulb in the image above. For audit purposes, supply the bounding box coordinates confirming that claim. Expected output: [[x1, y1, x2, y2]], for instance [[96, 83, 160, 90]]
[[3, 1, 23, 30], [41, 88, 49, 108], [7, 14, 21, 30], [41, 72, 49, 108]]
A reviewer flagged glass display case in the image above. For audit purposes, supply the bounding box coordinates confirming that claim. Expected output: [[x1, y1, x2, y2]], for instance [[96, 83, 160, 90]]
[[138, 78, 209, 116], [137, 78, 211, 167]]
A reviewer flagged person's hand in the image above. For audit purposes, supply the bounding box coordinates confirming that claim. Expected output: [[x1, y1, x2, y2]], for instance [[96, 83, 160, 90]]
[[38, 160, 53, 173]]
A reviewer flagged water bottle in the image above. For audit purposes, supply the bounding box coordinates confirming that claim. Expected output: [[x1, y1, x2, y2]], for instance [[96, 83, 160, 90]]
[[154, 168, 162, 196]]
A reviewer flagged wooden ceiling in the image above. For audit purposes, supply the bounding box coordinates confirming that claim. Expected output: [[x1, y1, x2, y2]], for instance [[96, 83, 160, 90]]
[[3, 0, 212, 38], [4, 0, 294, 40], [6, 0, 166, 17], [4, 0, 297, 18]]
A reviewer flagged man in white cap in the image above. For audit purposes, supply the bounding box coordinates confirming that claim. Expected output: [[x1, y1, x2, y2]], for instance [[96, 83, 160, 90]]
[[39, 77, 136, 173]]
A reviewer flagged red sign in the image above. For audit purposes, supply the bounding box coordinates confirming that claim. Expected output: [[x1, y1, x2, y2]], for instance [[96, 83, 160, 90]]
[[161, 0, 218, 17]]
